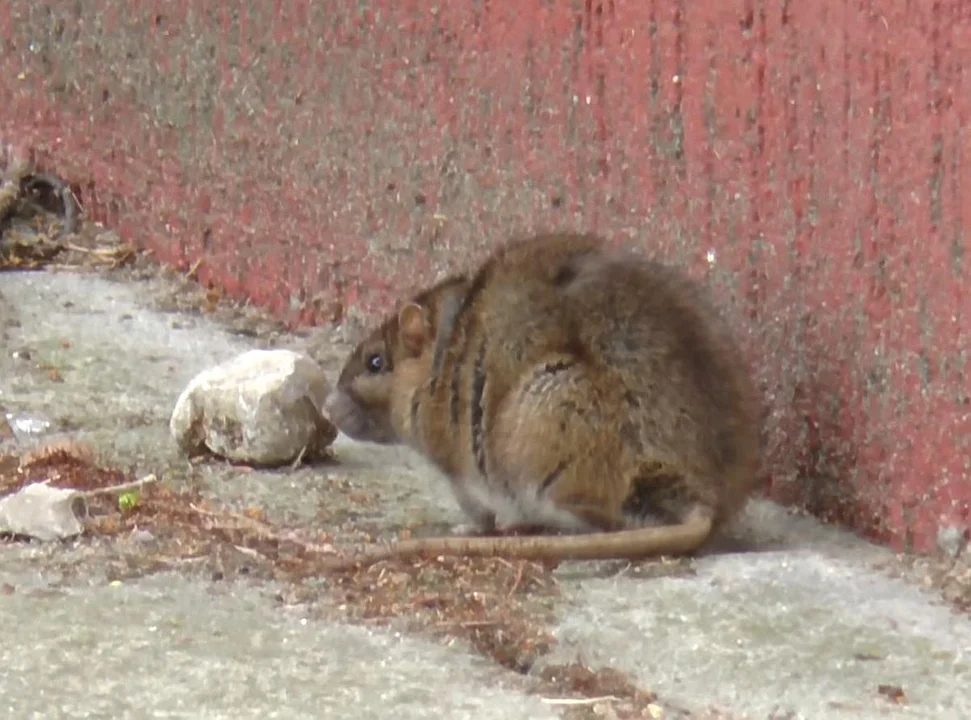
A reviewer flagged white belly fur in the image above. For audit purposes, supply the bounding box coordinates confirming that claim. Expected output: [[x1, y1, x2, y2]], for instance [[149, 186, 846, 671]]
[[458, 477, 596, 534]]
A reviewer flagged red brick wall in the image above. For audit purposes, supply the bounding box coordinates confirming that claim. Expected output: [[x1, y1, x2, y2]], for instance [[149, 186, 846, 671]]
[[2, 1, 968, 553]]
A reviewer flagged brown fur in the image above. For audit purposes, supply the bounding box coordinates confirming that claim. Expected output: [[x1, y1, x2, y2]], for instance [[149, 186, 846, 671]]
[[323, 232, 762, 567]]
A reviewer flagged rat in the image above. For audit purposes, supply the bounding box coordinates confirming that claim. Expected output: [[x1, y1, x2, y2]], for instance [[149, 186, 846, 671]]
[[323, 232, 763, 567]]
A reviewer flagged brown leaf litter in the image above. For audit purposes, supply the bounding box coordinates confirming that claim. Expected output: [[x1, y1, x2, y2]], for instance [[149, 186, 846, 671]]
[[0, 440, 686, 720], [1, 150, 133, 272]]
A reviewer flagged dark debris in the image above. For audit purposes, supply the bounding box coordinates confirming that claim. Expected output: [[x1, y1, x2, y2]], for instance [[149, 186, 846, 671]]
[[0, 152, 134, 272], [878, 551, 971, 616], [323, 554, 560, 674]]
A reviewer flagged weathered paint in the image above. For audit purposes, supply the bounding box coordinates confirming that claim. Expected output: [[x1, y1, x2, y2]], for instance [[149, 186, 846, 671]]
[[0, 0, 968, 553]]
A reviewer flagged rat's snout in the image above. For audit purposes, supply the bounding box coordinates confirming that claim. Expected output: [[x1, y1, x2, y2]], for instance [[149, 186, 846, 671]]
[[323, 387, 372, 442], [323, 386, 397, 444], [323, 388, 341, 419], [324, 388, 354, 430]]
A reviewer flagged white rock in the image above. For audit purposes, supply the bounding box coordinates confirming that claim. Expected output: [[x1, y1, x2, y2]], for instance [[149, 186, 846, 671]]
[[169, 349, 337, 467], [0, 483, 84, 541]]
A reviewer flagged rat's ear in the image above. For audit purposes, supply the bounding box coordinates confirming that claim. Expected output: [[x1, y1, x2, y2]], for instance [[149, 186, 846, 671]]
[[398, 302, 428, 356]]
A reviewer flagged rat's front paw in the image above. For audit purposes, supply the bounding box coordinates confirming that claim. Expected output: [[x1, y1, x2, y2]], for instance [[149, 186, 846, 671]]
[[493, 523, 552, 537], [449, 522, 498, 537]]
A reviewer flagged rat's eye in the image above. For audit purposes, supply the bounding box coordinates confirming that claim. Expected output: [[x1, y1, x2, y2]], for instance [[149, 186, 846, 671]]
[[365, 353, 385, 373]]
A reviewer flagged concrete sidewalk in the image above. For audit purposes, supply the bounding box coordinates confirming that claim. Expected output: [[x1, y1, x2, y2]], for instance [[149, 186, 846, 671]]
[[1, 269, 969, 719]]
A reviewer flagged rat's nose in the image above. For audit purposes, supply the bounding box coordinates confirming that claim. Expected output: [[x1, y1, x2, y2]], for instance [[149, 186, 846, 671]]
[[323, 389, 340, 418]]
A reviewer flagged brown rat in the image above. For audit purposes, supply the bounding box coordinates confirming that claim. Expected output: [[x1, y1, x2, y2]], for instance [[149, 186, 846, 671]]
[[323, 232, 762, 567]]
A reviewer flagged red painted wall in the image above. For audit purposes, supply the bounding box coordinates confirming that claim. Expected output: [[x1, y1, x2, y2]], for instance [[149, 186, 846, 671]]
[[1, 1, 968, 553]]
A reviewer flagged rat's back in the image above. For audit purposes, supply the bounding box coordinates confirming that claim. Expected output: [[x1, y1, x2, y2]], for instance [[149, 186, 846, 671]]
[[479, 233, 762, 516]]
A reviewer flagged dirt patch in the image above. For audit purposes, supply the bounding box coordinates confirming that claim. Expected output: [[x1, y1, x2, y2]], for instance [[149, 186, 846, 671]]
[[110, 254, 298, 346], [875, 552, 971, 616], [1, 158, 298, 350], [0, 440, 694, 719]]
